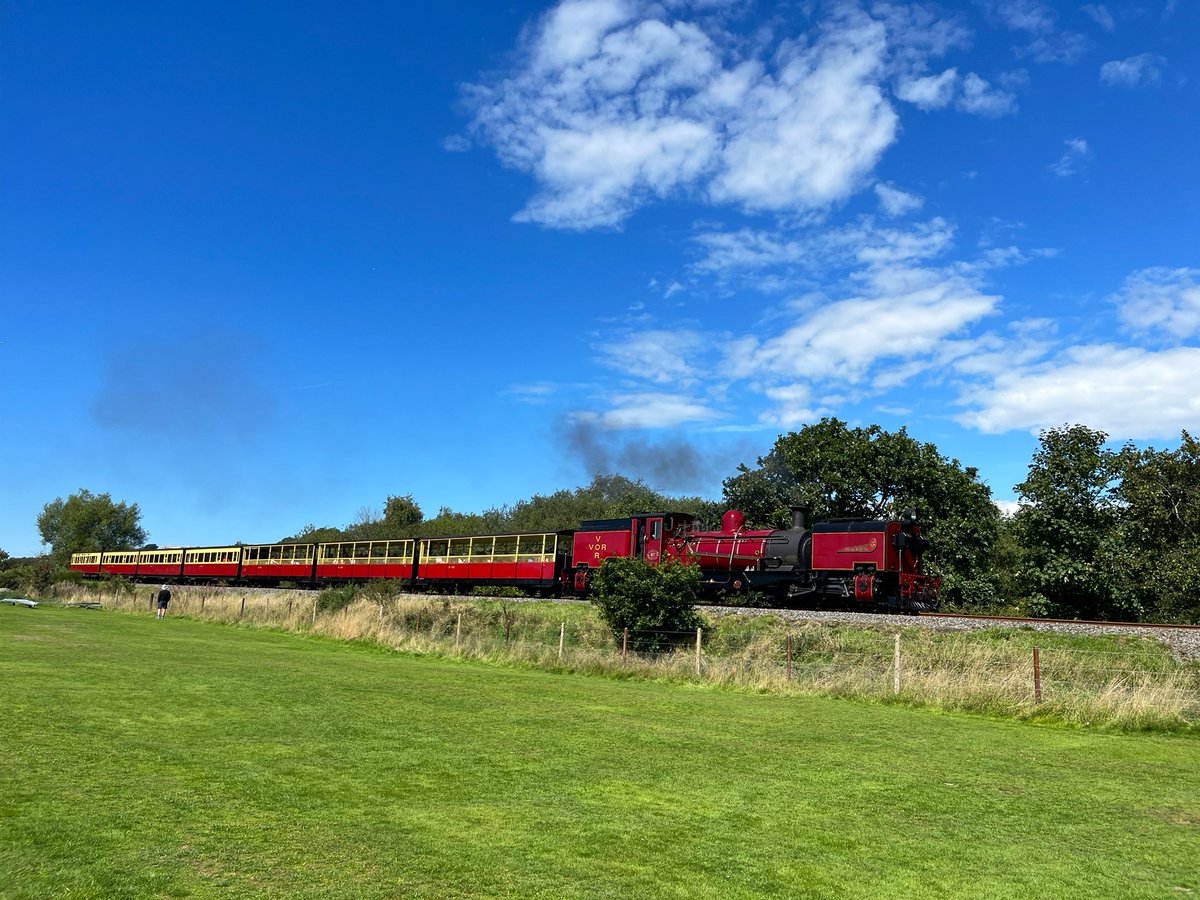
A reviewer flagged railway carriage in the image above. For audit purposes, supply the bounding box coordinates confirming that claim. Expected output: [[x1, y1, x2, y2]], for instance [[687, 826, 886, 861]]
[[70, 552, 102, 575], [182, 546, 241, 580], [241, 543, 316, 582], [100, 551, 139, 576], [137, 549, 183, 580], [315, 540, 414, 582], [414, 530, 568, 594]]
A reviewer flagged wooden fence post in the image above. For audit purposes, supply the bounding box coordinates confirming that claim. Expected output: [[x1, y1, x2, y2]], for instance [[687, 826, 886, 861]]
[[1033, 646, 1042, 703], [695, 627, 702, 676], [456, 612, 462, 648], [893, 632, 901, 696], [201, 596, 206, 612], [239, 597, 245, 618], [558, 622, 565, 660], [786, 633, 792, 681], [287, 598, 292, 616], [622, 628, 628, 662], [312, 598, 318, 624]]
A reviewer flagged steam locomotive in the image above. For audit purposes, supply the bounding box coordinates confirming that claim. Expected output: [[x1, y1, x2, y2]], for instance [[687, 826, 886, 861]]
[[71, 508, 938, 612]]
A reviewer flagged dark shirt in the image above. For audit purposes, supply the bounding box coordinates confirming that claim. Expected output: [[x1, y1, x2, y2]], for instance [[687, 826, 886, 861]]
[[157, 588, 171, 607]]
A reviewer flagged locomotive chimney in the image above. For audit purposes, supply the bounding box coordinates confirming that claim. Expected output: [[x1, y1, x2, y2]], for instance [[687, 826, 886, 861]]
[[790, 507, 808, 531]]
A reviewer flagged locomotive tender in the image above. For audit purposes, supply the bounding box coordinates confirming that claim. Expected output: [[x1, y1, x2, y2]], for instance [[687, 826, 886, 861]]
[[71, 508, 939, 612]]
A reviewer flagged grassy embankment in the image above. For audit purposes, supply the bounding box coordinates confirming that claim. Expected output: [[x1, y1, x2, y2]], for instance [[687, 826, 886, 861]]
[[1, 605, 1199, 898], [76, 582, 1200, 731]]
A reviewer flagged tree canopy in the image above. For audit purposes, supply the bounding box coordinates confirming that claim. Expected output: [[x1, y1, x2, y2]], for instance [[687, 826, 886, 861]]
[[36, 489, 147, 564], [1113, 430, 1200, 623]]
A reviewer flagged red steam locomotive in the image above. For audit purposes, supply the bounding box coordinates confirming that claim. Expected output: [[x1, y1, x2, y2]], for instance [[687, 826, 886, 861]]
[[71, 507, 938, 612]]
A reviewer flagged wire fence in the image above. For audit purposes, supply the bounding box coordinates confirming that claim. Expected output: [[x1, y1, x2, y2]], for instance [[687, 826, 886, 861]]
[[88, 586, 1200, 727]]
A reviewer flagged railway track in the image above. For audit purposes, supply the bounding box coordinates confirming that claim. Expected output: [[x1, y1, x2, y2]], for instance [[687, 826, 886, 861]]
[[922, 612, 1200, 631]]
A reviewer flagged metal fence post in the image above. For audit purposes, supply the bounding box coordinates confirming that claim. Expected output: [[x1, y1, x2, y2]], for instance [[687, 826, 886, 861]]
[[893, 633, 901, 695], [1033, 646, 1042, 703], [622, 628, 628, 662]]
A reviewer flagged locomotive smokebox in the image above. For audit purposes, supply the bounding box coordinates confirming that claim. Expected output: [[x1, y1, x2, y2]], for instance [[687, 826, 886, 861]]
[[791, 507, 809, 531]]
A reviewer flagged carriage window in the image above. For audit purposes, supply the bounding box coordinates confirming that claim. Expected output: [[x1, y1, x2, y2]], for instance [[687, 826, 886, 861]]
[[448, 538, 470, 561]]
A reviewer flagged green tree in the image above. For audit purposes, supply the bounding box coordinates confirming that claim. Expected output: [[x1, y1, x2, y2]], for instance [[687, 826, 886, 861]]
[[383, 494, 424, 535], [590, 556, 702, 650], [282, 524, 345, 544], [1113, 431, 1200, 623], [1012, 425, 1132, 619], [36, 489, 147, 565], [0, 548, 9, 569], [723, 418, 1000, 608]]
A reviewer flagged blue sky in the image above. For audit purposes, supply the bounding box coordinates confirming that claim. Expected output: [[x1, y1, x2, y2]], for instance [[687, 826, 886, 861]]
[[2, 0, 1198, 555]]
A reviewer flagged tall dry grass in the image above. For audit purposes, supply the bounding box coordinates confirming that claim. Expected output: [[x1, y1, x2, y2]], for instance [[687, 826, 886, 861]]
[[62, 583, 1200, 731]]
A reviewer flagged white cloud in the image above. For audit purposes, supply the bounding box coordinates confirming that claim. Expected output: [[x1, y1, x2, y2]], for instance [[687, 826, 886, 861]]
[[441, 134, 471, 153], [703, 13, 899, 213], [957, 344, 1200, 437], [504, 382, 559, 403], [1048, 137, 1090, 177], [594, 392, 720, 428], [957, 73, 1018, 117], [875, 183, 925, 217], [895, 68, 958, 110], [468, 2, 905, 229], [989, 0, 1057, 33], [734, 262, 999, 383], [1081, 4, 1115, 32], [1100, 53, 1166, 87], [760, 383, 824, 427], [692, 216, 955, 278], [1113, 267, 1200, 340], [598, 329, 706, 384]]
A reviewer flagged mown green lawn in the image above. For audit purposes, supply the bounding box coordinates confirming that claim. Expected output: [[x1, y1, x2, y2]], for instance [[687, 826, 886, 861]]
[[1, 606, 1198, 899]]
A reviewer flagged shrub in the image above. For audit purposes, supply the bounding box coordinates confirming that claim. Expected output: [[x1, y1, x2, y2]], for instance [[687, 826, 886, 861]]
[[316, 584, 360, 614], [590, 557, 702, 651]]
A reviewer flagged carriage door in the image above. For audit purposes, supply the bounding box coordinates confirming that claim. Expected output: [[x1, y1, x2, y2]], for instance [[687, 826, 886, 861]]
[[643, 516, 664, 563]]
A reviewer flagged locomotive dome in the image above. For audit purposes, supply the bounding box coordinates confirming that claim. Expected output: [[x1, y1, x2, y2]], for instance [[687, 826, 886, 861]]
[[721, 510, 746, 533]]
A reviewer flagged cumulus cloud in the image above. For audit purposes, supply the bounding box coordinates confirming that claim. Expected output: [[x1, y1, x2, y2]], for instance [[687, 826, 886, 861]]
[[1100, 53, 1166, 87], [957, 72, 1018, 116], [1081, 4, 1115, 32], [1048, 137, 1090, 177], [1112, 267, 1200, 340], [598, 329, 707, 384], [895, 68, 959, 109], [957, 344, 1200, 437], [466, 2, 923, 228], [590, 392, 720, 429], [875, 183, 925, 216], [733, 263, 999, 383]]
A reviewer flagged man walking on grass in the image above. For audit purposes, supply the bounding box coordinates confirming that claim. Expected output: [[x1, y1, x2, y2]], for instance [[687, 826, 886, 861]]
[[156, 584, 171, 619]]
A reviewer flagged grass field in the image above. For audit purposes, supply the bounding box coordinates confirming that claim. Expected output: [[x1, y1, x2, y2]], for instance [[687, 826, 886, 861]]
[[2, 606, 1199, 898]]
